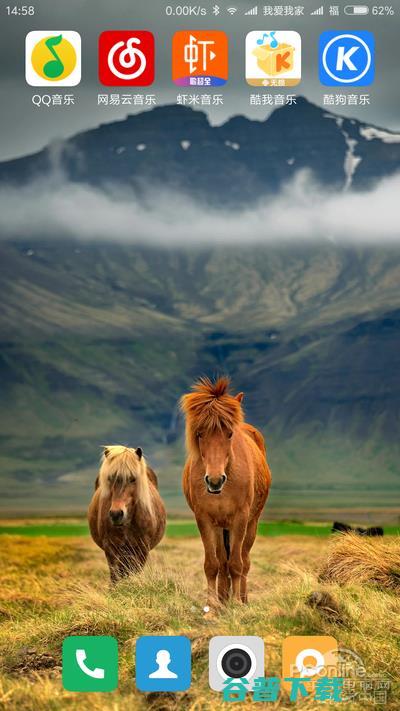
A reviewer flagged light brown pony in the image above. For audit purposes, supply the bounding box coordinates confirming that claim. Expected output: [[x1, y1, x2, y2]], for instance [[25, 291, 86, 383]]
[[181, 377, 271, 609], [88, 446, 166, 582]]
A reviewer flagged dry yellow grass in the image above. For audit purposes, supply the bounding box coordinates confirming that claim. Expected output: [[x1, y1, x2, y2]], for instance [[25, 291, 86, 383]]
[[0, 533, 399, 710], [319, 532, 400, 591]]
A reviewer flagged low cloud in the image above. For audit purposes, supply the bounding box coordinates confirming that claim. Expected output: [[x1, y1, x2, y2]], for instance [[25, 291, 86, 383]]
[[0, 170, 399, 244]]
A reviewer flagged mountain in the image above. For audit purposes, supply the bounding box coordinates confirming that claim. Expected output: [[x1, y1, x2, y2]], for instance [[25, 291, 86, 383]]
[[1, 98, 400, 205], [0, 100, 400, 518], [1, 240, 400, 517]]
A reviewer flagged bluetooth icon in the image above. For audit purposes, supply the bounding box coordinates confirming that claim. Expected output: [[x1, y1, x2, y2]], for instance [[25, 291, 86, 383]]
[[212, 4, 220, 15]]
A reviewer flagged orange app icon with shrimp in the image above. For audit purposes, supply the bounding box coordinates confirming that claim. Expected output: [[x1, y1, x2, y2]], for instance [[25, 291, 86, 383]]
[[172, 31, 228, 86]]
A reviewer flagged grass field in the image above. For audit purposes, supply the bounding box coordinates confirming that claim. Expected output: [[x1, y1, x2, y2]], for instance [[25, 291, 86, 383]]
[[0, 520, 399, 538], [0, 527, 399, 711]]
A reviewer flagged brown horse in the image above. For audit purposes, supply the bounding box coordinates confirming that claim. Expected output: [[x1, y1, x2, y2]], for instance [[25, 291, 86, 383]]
[[88, 445, 166, 582], [181, 377, 271, 610]]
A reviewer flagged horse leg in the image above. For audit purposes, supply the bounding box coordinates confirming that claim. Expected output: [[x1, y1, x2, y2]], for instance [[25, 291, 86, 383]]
[[240, 517, 258, 603], [197, 517, 219, 609], [229, 512, 248, 602], [216, 529, 230, 603], [105, 550, 120, 584]]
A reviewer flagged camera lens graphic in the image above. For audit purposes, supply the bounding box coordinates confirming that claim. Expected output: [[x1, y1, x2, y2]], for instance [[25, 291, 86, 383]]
[[221, 648, 252, 677], [217, 644, 257, 679], [210, 637, 263, 691]]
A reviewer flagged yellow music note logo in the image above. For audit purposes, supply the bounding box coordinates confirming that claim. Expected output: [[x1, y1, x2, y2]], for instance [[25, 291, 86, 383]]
[[26, 31, 81, 86], [43, 34, 65, 79]]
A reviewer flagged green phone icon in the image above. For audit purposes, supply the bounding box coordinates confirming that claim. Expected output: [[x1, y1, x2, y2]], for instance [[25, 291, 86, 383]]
[[62, 635, 118, 692]]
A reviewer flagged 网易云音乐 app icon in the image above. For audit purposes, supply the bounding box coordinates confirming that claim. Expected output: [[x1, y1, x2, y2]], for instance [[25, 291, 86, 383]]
[[135, 636, 191, 692], [246, 31, 301, 87], [282, 636, 338, 694], [319, 31, 374, 86], [172, 31, 228, 86], [26, 31, 81, 87], [62, 635, 118, 692], [99, 31, 155, 86]]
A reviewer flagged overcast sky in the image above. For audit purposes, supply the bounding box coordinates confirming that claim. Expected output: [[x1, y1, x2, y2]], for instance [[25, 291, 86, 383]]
[[0, 0, 399, 160]]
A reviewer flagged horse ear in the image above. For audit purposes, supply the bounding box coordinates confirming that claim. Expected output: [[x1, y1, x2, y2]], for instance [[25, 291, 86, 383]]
[[136, 447, 143, 460], [235, 392, 244, 403], [102, 446, 110, 458]]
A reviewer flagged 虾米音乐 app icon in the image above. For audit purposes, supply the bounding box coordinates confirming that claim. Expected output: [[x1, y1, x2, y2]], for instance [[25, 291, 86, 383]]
[[62, 635, 118, 692], [172, 31, 228, 86], [135, 636, 191, 692], [25, 31, 81, 86], [319, 31, 375, 86], [209, 636, 265, 691], [282, 635, 338, 695], [99, 31, 155, 86], [246, 31, 301, 86]]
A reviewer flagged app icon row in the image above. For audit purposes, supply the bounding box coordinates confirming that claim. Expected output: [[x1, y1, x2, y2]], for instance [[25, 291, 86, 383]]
[[25, 30, 375, 88], [62, 633, 340, 694]]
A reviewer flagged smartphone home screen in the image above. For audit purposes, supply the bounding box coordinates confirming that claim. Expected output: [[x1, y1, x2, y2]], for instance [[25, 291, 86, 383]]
[[0, 2, 399, 710]]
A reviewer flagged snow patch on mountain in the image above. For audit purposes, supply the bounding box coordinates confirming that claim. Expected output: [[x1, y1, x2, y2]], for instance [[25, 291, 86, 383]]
[[225, 140, 240, 150], [343, 133, 362, 191], [360, 127, 400, 143], [324, 113, 362, 189]]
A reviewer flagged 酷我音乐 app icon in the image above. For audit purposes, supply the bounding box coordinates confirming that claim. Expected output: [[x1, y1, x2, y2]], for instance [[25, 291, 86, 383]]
[[99, 31, 155, 86], [135, 636, 191, 692], [25, 31, 81, 86], [209, 636, 265, 691], [172, 31, 228, 86], [319, 31, 374, 86], [62, 635, 118, 692], [246, 31, 301, 86], [282, 636, 338, 694]]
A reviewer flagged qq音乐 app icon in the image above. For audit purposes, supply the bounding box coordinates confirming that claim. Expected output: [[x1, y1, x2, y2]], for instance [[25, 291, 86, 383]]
[[282, 636, 338, 694], [25, 31, 81, 86], [172, 31, 228, 87], [246, 30, 301, 87]]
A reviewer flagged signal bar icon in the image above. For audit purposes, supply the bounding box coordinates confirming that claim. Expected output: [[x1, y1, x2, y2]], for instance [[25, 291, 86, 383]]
[[245, 4, 258, 14], [310, 5, 324, 13]]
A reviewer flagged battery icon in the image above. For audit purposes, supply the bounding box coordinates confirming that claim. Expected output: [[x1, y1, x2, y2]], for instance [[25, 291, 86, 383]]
[[344, 5, 370, 14]]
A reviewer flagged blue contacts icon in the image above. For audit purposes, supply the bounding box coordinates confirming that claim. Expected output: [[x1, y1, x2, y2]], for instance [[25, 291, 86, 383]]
[[135, 636, 191, 692], [319, 31, 374, 86]]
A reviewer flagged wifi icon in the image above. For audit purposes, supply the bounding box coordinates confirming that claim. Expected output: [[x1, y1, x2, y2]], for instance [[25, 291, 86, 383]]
[[226, 7, 238, 14]]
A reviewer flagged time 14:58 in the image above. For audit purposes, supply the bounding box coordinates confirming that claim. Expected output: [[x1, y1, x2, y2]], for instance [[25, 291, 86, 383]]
[[6, 5, 35, 15]]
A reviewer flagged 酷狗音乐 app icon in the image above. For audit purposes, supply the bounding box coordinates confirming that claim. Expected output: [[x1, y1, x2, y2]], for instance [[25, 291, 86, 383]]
[[62, 635, 118, 692], [319, 31, 374, 86], [25, 31, 81, 86], [282, 636, 338, 695], [135, 636, 191, 692], [246, 31, 301, 86], [209, 636, 265, 691], [172, 31, 228, 86], [99, 31, 155, 86]]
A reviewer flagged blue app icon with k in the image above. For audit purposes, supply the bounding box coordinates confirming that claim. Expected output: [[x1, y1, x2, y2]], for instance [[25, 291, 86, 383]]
[[319, 31, 374, 86], [135, 636, 191, 692]]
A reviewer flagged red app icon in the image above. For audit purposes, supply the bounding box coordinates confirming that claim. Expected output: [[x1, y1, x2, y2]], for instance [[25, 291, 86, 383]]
[[99, 31, 155, 86]]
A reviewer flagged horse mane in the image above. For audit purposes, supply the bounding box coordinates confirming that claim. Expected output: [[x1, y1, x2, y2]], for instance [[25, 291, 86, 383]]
[[97, 445, 154, 519], [180, 376, 244, 454]]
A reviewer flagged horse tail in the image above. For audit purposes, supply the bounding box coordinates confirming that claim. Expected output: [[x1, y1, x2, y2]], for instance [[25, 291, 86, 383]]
[[223, 529, 230, 560]]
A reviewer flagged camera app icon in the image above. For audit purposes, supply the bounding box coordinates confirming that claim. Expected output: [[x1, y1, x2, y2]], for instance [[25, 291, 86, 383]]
[[209, 636, 264, 691]]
